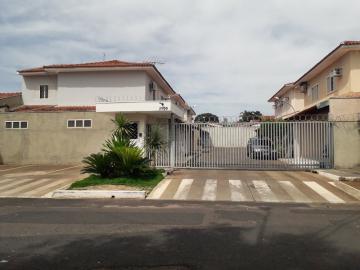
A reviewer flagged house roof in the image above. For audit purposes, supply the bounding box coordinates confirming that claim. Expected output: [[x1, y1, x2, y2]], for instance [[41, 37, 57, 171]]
[[268, 83, 294, 102], [0, 92, 21, 100], [17, 60, 154, 73], [17, 60, 195, 113], [13, 105, 96, 112], [269, 41, 360, 102]]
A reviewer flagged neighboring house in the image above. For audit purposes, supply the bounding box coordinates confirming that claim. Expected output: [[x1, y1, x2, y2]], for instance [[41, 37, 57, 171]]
[[0, 92, 22, 112], [268, 41, 360, 120], [268, 41, 360, 169], [0, 60, 195, 164]]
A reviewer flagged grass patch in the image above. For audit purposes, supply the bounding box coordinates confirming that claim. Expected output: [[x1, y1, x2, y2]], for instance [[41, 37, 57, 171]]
[[69, 171, 164, 190]]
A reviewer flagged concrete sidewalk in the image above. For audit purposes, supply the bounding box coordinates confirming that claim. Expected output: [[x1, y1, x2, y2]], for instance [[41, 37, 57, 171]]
[[315, 167, 360, 181], [0, 165, 83, 198]]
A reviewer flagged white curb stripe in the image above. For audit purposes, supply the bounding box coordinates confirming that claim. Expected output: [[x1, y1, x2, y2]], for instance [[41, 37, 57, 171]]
[[173, 179, 193, 200], [202, 179, 217, 201], [23, 178, 75, 196], [147, 178, 172, 199], [229, 180, 248, 201], [279, 181, 311, 203], [0, 178, 33, 192], [252, 180, 279, 202], [304, 181, 345, 203], [2, 178, 52, 195]]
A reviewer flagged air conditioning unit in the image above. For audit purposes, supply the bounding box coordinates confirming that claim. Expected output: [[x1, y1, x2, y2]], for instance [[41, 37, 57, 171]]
[[299, 82, 308, 93], [330, 68, 342, 77]]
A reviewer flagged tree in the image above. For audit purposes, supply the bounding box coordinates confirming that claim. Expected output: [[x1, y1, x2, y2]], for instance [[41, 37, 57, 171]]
[[239, 110, 262, 122], [194, 113, 219, 123]]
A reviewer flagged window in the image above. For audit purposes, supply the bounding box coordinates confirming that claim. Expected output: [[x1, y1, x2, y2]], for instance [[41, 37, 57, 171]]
[[40, 85, 49, 99], [129, 122, 138, 139], [84, 120, 92, 127], [327, 76, 336, 92], [310, 85, 319, 102], [67, 119, 92, 128], [5, 121, 28, 129]]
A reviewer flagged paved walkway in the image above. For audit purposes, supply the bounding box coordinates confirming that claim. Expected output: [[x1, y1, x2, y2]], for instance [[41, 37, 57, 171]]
[[0, 165, 83, 198], [148, 170, 360, 204]]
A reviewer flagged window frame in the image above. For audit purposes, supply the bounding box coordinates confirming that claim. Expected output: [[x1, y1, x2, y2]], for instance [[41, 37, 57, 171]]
[[40, 85, 49, 99], [309, 84, 319, 102], [67, 119, 92, 129], [4, 121, 28, 129], [327, 76, 336, 93]]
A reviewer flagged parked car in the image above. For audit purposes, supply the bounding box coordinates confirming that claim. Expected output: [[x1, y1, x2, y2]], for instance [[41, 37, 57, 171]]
[[247, 137, 277, 160]]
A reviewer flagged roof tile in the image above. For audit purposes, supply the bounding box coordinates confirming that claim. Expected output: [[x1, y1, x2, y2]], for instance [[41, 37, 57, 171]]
[[0, 92, 21, 100], [18, 60, 153, 73]]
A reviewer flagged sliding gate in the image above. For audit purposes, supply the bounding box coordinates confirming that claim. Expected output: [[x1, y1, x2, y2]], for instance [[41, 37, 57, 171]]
[[167, 121, 333, 170]]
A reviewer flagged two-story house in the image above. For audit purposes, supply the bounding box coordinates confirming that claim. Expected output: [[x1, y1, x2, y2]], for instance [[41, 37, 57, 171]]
[[0, 60, 195, 164], [268, 41, 360, 120]]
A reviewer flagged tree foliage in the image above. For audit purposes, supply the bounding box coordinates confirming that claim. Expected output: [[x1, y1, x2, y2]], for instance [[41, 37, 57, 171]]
[[239, 110, 262, 122], [194, 113, 219, 123]]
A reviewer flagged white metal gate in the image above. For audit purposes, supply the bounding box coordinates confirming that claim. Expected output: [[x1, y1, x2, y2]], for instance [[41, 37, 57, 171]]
[[153, 121, 334, 170]]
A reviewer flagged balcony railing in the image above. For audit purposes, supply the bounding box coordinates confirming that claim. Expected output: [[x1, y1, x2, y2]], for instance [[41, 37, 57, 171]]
[[95, 96, 186, 120]]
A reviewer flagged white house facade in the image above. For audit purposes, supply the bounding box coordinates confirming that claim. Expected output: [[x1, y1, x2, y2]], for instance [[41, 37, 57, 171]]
[[0, 60, 195, 164]]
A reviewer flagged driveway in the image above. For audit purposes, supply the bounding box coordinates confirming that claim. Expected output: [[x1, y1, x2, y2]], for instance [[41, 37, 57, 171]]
[[148, 169, 360, 204], [0, 165, 83, 198]]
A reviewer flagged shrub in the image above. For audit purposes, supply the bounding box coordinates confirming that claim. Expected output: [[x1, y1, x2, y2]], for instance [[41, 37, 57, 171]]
[[82, 114, 155, 179], [81, 152, 115, 178]]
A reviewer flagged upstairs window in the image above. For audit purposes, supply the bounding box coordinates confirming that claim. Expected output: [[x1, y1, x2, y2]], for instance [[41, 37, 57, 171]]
[[40, 85, 49, 99], [5, 121, 28, 129], [327, 76, 336, 93], [67, 119, 92, 128], [310, 85, 319, 102]]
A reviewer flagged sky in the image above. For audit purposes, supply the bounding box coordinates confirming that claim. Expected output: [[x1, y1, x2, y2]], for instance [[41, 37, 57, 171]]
[[0, 0, 359, 116]]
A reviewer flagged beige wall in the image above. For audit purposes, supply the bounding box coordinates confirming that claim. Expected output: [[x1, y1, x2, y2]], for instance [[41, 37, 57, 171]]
[[0, 111, 171, 165], [350, 51, 360, 90], [304, 51, 360, 108], [333, 121, 360, 169], [0, 112, 115, 164], [329, 98, 360, 169], [329, 97, 360, 117], [275, 88, 305, 119]]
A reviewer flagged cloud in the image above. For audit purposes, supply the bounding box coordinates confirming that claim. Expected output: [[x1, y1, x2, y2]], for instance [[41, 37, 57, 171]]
[[1, 0, 360, 115]]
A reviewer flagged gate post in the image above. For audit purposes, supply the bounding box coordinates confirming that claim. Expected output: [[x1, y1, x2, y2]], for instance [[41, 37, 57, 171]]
[[170, 113, 175, 168]]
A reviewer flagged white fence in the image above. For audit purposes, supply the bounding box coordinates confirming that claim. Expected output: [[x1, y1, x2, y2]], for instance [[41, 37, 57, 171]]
[[152, 121, 334, 170]]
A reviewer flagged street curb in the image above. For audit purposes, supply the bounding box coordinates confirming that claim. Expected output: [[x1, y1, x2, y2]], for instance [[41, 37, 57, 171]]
[[52, 190, 146, 199], [312, 170, 360, 181]]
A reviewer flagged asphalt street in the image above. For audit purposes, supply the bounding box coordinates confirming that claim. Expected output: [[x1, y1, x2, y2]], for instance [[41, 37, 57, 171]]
[[0, 198, 360, 270]]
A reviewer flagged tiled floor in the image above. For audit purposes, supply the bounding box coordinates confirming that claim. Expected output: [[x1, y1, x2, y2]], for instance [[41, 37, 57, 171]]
[[0, 165, 83, 198], [148, 170, 360, 204]]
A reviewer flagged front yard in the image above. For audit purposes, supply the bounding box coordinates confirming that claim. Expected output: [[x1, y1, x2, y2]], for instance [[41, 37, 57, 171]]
[[69, 170, 164, 193]]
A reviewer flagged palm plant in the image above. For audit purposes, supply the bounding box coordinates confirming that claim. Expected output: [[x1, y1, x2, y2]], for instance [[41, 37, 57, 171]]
[[145, 125, 168, 166], [112, 113, 136, 140], [82, 153, 115, 178], [112, 146, 150, 176], [82, 114, 156, 178]]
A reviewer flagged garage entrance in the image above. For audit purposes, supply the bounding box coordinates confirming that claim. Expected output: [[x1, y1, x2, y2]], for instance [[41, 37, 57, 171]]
[[153, 121, 334, 170]]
